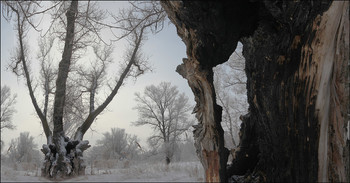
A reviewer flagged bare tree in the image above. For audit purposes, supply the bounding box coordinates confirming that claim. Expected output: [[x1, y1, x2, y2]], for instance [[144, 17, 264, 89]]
[[1, 85, 17, 131], [84, 128, 140, 173], [8, 132, 40, 164], [97, 128, 139, 160], [133, 82, 193, 165], [2, 0, 166, 178], [0, 85, 17, 153], [214, 50, 248, 149]]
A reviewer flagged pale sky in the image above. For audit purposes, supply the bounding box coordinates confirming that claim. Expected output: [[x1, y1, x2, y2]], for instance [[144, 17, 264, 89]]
[[1, 2, 194, 151]]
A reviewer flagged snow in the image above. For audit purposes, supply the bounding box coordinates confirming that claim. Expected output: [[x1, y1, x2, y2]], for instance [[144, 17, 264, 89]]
[[1, 161, 204, 182]]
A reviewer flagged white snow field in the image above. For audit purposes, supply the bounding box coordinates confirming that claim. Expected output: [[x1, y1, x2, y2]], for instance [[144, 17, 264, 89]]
[[1, 161, 204, 182]]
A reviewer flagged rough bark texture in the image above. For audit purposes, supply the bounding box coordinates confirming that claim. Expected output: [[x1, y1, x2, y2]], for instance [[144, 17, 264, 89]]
[[53, 1, 77, 135], [162, 0, 349, 182], [162, 1, 259, 182], [240, 1, 349, 182], [176, 58, 228, 182]]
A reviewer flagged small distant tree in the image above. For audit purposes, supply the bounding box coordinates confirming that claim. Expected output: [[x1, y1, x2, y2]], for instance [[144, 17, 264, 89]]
[[8, 132, 41, 165], [1, 85, 17, 131], [97, 128, 140, 161], [133, 82, 193, 165], [1, 85, 17, 152]]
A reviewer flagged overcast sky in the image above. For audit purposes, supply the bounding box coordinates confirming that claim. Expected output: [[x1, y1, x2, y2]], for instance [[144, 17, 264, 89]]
[[1, 1, 195, 151]]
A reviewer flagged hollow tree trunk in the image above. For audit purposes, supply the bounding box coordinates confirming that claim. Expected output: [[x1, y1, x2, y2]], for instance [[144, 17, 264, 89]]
[[162, 0, 349, 182], [162, 1, 258, 182]]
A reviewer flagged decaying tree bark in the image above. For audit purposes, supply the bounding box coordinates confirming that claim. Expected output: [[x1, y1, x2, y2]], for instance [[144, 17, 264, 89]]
[[161, 1, 259, 182], [162, 0, 349, 182], [176, 58, 229, 182]]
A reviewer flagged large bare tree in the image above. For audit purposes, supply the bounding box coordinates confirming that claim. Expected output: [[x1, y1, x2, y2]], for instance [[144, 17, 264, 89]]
[[2, 0, 165, 178], [133, 82, 193, 164]]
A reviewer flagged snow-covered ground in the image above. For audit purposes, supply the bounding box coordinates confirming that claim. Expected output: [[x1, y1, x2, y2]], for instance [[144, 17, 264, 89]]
[[1, 161, 204, 182]]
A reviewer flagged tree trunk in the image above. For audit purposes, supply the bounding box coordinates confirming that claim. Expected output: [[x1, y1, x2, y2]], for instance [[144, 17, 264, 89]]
[[176, 58, 229, 182], [41, 0, 91, 179], [162, 1, 258, 182], [238, 1, 349, 182], [162, 0, 349, 182]]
